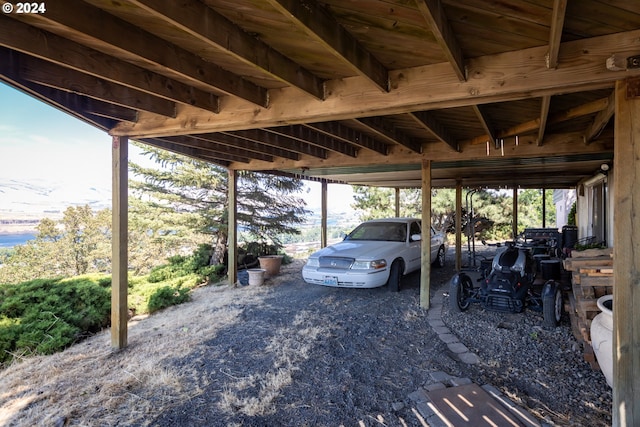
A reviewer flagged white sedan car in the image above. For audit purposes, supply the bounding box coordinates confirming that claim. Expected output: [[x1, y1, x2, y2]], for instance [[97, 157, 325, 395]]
[[302, 218, 447, 291]]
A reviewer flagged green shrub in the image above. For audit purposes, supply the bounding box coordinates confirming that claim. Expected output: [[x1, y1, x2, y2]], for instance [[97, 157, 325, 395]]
[[147, 286, 190, 313], [0, 276, 110, 367]]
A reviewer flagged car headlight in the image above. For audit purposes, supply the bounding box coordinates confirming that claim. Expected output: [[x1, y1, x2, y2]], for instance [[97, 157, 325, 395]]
[[306, 258, 319, 267], [351, 259, 387, 270]]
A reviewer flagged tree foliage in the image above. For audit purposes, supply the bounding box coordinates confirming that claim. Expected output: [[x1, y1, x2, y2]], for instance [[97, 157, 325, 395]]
[[129, 142, 309, 264]]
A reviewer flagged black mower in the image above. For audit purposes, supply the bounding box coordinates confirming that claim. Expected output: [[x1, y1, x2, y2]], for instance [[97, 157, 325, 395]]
[[450, 233, 566, 328]]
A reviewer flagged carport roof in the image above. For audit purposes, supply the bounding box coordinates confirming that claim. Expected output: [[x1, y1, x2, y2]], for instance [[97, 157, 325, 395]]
[[1, 0, 637, 188]]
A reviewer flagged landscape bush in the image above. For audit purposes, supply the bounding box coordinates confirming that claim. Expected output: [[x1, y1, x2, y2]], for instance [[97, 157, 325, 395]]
[[0, 245, 228, 369]]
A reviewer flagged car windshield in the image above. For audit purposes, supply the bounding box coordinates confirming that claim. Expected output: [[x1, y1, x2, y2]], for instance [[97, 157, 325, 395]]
[[345, 222, 407, 242]]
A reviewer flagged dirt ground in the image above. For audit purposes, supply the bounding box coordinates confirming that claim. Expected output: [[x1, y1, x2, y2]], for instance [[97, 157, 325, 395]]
[[0, 253, 610, 426]]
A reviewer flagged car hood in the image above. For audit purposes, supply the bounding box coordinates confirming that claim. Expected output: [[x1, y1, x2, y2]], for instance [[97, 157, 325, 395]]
[[310, 240, 407, 260]]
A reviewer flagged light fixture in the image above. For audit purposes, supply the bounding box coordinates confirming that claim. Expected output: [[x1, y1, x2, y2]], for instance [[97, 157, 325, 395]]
[[600, 163, 610, 172]]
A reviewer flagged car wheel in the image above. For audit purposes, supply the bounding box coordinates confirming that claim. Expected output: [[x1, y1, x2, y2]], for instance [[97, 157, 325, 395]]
[[543, 283, 563, 327], [387, 260, 403, 292], [433, 245, 445, 268], [450, 273, 472, 312]]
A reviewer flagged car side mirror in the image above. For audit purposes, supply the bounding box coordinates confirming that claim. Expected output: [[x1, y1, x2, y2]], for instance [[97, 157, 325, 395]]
[[411, 233, 422, 242]]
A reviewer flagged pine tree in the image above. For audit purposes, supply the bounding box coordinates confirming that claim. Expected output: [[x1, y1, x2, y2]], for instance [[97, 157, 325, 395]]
[[129, 143, 309, 265]]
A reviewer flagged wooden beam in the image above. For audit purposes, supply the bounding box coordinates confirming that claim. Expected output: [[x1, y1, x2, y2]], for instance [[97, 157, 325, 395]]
[[356, 117, 422, 153], [304, 122, 389, 155], [264, 0, 389, 92], [1, 49, 177, 117], [227, 129, 328, 159], [141, 139, 231, 166], [546, 0, 568, 69], [512, 188, 518, 239], [152, 136, 264, 163], [265, 126, 358, 157], [228, 169, 238, 287], [111, 136, 128, 349], [395, 188, 400, 217], [455, 181, 462, 271], [408, 110, 459, 151], [0, 15, 219, 113], [11, 0, 268, 107], [537, 95, 551, 146], [585, 90, 615, 143], [414, 0, 466, 81], [111, 30, 640, 137], [192, 133, 300, 161], [467, 97, 610, 146], [128, 0, 325, 100], [471, 105, 496, 147], [321, 180, 328, 248], [420, 160, 432, 309], [612, 77, 640, 427]]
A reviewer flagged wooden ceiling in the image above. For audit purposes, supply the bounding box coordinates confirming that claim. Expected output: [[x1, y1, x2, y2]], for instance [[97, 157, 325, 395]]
[[2, 0, 640, 188]]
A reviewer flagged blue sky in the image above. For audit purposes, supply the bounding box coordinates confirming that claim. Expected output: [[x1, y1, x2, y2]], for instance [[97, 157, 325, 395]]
[[0, 82, 352, 213]]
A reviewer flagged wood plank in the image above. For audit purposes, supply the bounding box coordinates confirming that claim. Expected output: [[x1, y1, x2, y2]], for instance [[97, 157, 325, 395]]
[[228, 170, 238, 286], [0, 15, 220, 113], [420, 160, 432, 309], [111, 30, 640, 137], [15, 0, 268, 106], [415, 0, 466, 81], [128, 0, 325, 100], [613, 77, 640, 426], [264, 0, 389, 92]]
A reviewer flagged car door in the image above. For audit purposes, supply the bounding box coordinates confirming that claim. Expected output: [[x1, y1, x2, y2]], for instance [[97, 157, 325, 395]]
[[406, 220, 422, 272]]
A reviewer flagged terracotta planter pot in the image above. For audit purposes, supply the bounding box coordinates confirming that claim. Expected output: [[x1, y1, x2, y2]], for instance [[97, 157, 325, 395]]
[[247, 268, 266, 286], [591, 294, 613, 388], [258, 255, 283, 278]]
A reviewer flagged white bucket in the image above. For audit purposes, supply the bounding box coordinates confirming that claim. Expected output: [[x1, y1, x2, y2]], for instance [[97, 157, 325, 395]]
[[591, 294, 613, 388], [247, 268, 266, 286]]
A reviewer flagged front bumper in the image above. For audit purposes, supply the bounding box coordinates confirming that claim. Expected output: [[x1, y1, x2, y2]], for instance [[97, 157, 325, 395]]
[[302, 266, 389, 288]]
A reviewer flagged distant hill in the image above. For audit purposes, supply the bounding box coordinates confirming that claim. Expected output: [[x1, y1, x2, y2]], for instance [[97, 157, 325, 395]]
[[0, 178, 111, 228]]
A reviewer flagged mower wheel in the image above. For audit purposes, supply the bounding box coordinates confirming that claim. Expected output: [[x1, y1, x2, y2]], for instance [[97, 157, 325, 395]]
[[450, 273, 473, 312], [543, 281, 563, 327]]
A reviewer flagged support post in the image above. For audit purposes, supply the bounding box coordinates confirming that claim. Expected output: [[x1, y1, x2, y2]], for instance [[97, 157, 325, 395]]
[[542, 188, 546, 228], [228, 169, 238, 286], [111, 136, 128, 349], [512, 188, 518, 239], [321, 180, 328, 248], [613, 78, 640, 426], [395, 187, 400, 217], [455, 181, 462, 271], [420, 160, 432, 309]]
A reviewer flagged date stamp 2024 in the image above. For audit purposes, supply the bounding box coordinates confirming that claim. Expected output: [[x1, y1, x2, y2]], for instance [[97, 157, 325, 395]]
[[2, 2, 47, 14]]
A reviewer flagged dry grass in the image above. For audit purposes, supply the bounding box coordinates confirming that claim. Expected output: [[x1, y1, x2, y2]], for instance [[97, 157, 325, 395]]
[[0, 275, 277, 426]]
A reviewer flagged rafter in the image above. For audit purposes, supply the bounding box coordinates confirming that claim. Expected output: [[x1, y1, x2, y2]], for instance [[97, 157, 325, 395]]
[[128, 0, 324, 100], [0, 16, 219, 114], [0, 49, 176, 117], [355, 117, 422, 153], [546, 0, 568, 69], [408, 111, 458, 151], [111, 30, 640, 137], [585, 90, 615, 144], [304, 122, 389, 155], [414, 0, 466, 81], [5, 0, 268, 107], [264, 0, 389, 92], [466, 97, 610, 145], [153, 136, 270, 163], [226, 129, 328, 159], [471, 105, 496, 147], [191, 133, 300, 161], [141, 139, 230, 167], [537, 96, 551, 146], [265, 126, 357, 157]]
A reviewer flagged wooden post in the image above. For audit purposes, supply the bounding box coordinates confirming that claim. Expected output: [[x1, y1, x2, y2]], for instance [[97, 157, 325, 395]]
[[613, 78, 640, 426], [455, 181, 462, 271], [228, 169, 238, 286], [420, 160, 432, 309], [513, 188, 518, 239], [542, 188, 546, 228], [395, 187, 400, 217], [321, 180, 328, 248], [111, 136, 128, 349]]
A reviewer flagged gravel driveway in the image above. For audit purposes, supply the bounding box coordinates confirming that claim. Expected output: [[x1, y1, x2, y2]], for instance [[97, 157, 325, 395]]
[[150, 250, 611, 426]]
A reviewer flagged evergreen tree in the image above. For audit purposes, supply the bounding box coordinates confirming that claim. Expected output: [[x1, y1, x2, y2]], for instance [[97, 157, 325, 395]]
[[129, 143, 309, 265]]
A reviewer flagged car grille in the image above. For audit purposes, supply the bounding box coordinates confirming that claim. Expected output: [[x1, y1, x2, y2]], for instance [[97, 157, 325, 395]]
[[319, 256, 354, 269]]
